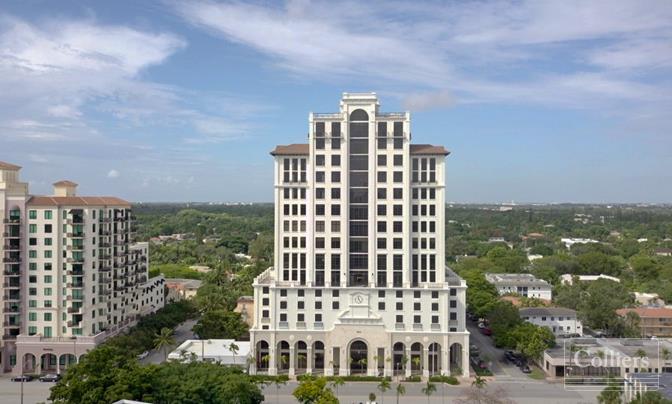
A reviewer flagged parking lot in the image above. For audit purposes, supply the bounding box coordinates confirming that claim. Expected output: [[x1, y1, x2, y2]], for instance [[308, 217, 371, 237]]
[[0, 375, 54, 404], [466, 318, 535, 381]]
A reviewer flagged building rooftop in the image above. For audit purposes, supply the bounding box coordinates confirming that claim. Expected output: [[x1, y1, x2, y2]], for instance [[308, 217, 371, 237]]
[[27, 196, 131, 207], [485, 273, 551, 287], [53, 180, 78, 186], [616, 307, 672, 318], [0, 161, 21, 170], [165, 278, 203, 290], [168, 339, 251, 365], [270, 143, 450, 156], [519, 307, 577, 317]]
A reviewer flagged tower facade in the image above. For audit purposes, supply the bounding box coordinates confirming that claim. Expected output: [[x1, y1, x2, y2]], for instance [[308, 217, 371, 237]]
[[0, 162, 164, 374], [250, 93, 469, 378]]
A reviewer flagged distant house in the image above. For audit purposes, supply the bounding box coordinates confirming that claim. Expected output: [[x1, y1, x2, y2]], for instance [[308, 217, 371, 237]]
[[560, 273, 620, 286], [616, 307, 672, 337], [519, 307, 583, 336], [485, 273, 553, 300], [527, 254, 543, 261], [488, 237, 506, 243], [189, 265, 212, 273], [634, 292, 665, 307], [654, 248, 672, 257], [234, 296, 255, 328], [166, 278, 203, 302], [560, 238, 599, 249]]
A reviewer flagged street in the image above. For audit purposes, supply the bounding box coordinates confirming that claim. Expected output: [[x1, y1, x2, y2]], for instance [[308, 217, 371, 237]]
[[140, 319, 197, 365], [260, 380, 598, 404], [466, 321, 530, 380]]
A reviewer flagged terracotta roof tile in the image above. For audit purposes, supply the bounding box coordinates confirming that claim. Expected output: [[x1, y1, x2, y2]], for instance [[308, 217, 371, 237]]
[[0, 161, 21, 170], [270, 144, 309, 156], [53, 180, 78, 187], [270, 143, 450, 156], [617, 307, 672, 318], [410, 144, 450, 155], [27, 196, 130, 207]]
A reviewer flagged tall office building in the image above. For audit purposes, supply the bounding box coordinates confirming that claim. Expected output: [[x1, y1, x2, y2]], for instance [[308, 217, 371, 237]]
[[0, 162, 164, 374], [250, 93, 469, 378]]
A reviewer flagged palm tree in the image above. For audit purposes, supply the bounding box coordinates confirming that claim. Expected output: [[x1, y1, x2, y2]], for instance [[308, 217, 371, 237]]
[[331, 376, 345, 399], [377, 378, 391, 403], [472, 375, 487, 389], [228, 342, 239, 365], [395, 383, 406, 404], [662, 348, 671, 361], [153, 327, 175, 362], [421, 381, 437, 404], [297, 354, 307, 372], [400, 355, 409, 375], [261, 354, 271, 370], [412, 357, 422, 375]]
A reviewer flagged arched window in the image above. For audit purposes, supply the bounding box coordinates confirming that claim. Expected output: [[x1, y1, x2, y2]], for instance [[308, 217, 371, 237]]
[[350, 109, 369, 121]]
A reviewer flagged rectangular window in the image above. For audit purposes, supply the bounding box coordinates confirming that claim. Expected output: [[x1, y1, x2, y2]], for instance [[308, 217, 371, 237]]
[[29, 210, 37, 219], [331, 155, 341, 166], [29, 224, 37, 233], [44, 210, 53, 220]]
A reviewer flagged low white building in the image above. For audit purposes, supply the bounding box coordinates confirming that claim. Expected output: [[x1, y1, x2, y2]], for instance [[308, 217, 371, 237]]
[[485, 273, 552, 300], [168, 339, 251, 367], [560, 273, 620, 285], [561, 238, 599, 249], [519, 307, 583, 336], [634, 292, 665, 307]]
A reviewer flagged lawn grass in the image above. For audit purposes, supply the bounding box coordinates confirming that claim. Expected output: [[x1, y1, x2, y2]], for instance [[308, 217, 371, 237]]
[[528, 368, 545, 380]]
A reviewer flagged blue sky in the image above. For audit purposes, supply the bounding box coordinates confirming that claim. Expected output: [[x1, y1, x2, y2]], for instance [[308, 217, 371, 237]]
[[1, 0, 671, 203]]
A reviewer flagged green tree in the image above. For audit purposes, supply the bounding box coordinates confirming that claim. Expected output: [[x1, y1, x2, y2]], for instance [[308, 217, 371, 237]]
[[153, 327, 175, 362], [597, 378, 623, 404], [192, 310, 249, 340], [377, 378, 391, 404], [395, 383, 406, 404], [331, 376, 345, 400], [421, 381, 436, 404], [293, 375, 337, 404]]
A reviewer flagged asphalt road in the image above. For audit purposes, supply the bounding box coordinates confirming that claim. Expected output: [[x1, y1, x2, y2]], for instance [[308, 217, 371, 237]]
[[0, 376, 54, 404], [466, 320, 529, 380], [260, 380, 599, 404], [140, 319, 197, 365]]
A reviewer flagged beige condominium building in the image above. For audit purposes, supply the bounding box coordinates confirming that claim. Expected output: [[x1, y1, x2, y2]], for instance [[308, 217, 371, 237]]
[[249, 93, 469, 379], [0, 162, 165, 374]]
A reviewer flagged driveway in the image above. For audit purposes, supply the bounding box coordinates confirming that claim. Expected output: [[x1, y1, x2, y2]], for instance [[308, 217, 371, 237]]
[[140, 319, 197, 365], [466, 320, 530, 381]]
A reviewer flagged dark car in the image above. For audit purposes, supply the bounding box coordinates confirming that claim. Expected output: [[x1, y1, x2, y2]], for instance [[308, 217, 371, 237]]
[[470, 356, 488, 369], [11, 375, 33, 382], [520, 365, 531, 373], [39, 374, 61, 382]]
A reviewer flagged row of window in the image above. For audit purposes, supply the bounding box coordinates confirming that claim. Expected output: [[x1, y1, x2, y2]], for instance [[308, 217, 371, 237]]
[[282, 158, 307, 183]]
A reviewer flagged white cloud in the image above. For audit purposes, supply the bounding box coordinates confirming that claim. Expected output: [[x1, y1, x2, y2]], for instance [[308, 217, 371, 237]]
[[107, 169, 119, 179], [172, 0, 672, 117]]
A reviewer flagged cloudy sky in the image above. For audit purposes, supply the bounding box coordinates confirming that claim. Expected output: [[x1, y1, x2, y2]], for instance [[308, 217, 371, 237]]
[[1, 0, 671, 203]]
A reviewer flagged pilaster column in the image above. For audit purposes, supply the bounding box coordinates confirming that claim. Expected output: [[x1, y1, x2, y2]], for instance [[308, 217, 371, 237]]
[[441, 349, 450, 376], [269, 347, 277, 376], [423, 348, 430, 378], [339, 347, 348, 376], [306, 346, 313, 374], [461, 341, 470, 378], [289, 347, 296, 377], [405, 348, 412, 377], [384, 347, 392, 377], [325, 345, 334, 376]]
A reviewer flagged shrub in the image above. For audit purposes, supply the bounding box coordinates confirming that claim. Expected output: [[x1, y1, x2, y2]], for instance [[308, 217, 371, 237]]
[[429, 375, 459, 385]]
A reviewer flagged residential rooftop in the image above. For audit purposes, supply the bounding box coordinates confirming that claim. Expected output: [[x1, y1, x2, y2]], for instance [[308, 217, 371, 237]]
[[616, 307, 672, 318], [270, 143, 449, 156], [485, 273, 551, 287], [519, 307, 577, 317]]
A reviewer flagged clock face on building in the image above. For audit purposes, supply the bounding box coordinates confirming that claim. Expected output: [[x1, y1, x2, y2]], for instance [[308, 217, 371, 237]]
[[354, 295, 363, 304]]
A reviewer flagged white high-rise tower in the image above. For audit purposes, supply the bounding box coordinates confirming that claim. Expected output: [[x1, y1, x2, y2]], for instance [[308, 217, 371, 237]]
[[250, 93, 469, 378]]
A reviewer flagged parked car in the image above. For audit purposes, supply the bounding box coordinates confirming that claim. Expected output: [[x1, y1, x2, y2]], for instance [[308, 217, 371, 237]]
[[137, 351, 150, 360], [469, 345, 480, 357], [477, 322, 486, 329], [480, 327, 492, 336], [11, 375, 33, 382], [504, 350, 516, 362], [520, 365, 531, 373], [470, 356, 488, 370], [39, 374, 61, 382]]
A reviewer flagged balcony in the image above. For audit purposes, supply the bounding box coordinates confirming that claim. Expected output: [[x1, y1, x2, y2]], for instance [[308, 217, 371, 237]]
[[67, 270, 84, 276], [66, 283, 84, 288], [98, 254, 111, 260], [395, 323, 405, 331], [67, 232, 85, 238], [67, 245, 85, 251], [431, 324, 441, 331], [3, 306, 19, 314], [67, 321, 80, 328], [3, 270, 20, 276], [313, 322, 324, 330], [3, 243, 20, 251], [3, 321, 20, 327], [137, 275, 147, 283], [67, 307, 81, 314], [413, 324, 423, 331], [114, 241, 127, 247], [99, 242, 111, 248], [66, 295, 84, 301], [99, 290, 111, 296], [66, 257, 85, 264], [2, 232, 20, 239], [2, 257, 21, 263], [2, 283, 20, 289], [65, 218, 84, 225], [98, 278, 111, 284], [99, 266, 111, 273], [99, 217, 111, 223], [2, 218, 21, 224], [2, 334, 17, 340], [114, 286, 125, 292]]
